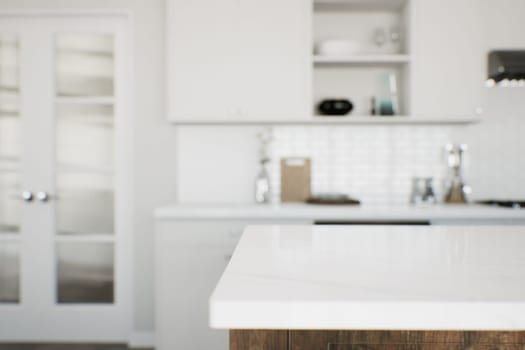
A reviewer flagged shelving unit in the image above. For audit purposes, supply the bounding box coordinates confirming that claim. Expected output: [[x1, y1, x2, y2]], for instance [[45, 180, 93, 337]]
[[313, 0, 411, 117]]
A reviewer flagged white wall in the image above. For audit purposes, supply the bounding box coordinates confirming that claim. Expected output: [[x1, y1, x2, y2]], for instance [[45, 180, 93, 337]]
[[176, 126, 259, 203], [0, 0, 174, 336]]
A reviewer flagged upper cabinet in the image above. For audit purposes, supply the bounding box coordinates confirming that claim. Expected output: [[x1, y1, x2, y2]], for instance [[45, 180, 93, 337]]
[[410, 0, 484, 117], [166, 0, 484, 124], [166, 0, 311, 122]]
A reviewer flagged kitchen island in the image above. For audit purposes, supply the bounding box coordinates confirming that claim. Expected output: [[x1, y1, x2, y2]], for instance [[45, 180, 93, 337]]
[[210, 225, 525, 349]]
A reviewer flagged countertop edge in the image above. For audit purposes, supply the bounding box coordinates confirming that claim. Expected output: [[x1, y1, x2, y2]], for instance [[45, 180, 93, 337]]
[[154, 204, 525, 221], [209, 299, 525, 331]]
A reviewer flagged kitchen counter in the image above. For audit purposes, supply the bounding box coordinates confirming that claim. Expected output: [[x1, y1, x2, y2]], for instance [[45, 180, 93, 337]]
[[210, 225, 525, 330], [155, 203, 525, 223]]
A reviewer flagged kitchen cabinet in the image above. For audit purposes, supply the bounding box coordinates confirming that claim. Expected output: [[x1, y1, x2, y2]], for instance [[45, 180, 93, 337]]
[[155, 219, 309, 350], [167, 0, 485, 125], [410, 0, 484, 117], [166, 0, 311, 122], [0, 13, 132, 342]]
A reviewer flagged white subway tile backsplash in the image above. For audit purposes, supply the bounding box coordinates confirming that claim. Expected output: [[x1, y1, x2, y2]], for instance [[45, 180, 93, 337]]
[[269, 126, 454, 205]]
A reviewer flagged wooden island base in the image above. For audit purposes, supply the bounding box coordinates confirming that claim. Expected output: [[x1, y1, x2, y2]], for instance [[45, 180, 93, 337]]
[[230, 330, 525, 350]]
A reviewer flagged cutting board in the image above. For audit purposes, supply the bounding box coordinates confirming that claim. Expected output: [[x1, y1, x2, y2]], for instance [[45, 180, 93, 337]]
[[280, 158, 311, 202]]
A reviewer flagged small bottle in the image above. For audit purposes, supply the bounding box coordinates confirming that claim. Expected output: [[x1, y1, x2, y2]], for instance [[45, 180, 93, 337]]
[[255, 162, 270, 204], [378, 73, 398, 116], [255, 128, 273, 204]]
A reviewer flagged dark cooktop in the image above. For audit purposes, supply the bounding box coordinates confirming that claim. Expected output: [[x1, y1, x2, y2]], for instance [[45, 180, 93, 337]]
[[476, 200, 525, 209]]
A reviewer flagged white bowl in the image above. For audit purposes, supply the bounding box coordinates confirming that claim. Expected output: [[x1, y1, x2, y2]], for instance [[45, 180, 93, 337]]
[[315, 40, 361, 56]]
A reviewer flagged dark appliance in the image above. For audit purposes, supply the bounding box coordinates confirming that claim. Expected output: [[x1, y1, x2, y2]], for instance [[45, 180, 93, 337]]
[[476, 200, 525, 209], [488, 50, 525, 83], [318, 99, 353, 116]]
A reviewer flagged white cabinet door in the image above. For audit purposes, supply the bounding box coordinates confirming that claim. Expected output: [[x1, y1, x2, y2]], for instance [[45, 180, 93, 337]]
[[237, 0, 311, 120], [167, 0, 241, 121], [410, 0, 484, 117], [166, 0, 311, 122], [155, 219, 311, 350], [156, 221, 242, 350], [0, 14, 132, 342]]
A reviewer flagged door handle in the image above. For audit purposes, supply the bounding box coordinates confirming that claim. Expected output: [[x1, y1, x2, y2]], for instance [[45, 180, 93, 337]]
[[21, 191, 34, 202], [9, 191, 34, 202], [36, 191, 52, 202]]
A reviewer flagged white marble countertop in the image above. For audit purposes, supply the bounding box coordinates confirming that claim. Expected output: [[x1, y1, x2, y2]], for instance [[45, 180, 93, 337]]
[[155, 203, 525, 222], [210, 225, 525, 330]]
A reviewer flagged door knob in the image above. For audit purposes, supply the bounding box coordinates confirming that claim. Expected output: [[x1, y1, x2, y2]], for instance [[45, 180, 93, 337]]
[[36, 191, 51, 202], [21, 191, 34, 202]]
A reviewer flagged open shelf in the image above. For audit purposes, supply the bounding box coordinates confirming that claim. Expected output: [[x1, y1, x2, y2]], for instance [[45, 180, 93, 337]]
[[170, 116, 482, 126], [314, 54, 410, 65]]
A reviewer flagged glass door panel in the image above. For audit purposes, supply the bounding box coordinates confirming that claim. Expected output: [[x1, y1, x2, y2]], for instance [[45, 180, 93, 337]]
[[0, 34, 20, 235], [56, 34, 114, 97], [54, 33, 115, 304], [57, 242, 114, 304], [0, 34, 19, 97], [56, 181, 114, 235], [0, 242, 20, 303], [56, 103, 114, 236]]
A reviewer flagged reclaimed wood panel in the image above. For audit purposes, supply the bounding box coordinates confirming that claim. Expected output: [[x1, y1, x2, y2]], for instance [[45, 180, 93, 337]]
[[290, 331, 525, 350], [230, 330, 525, 350], [230, 330, 288, 350]]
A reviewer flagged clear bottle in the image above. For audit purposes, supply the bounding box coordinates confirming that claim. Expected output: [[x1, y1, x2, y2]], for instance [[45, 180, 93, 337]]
[[255, 162, 271, 204], [255, 128, 273, 204]]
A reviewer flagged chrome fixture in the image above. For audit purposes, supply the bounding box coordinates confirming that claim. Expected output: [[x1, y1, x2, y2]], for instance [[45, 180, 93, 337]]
[[444, 144, 470, 204]]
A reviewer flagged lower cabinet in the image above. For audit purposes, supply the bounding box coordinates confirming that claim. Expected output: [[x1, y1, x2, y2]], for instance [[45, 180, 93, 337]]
[[155, 219, 310, 350]]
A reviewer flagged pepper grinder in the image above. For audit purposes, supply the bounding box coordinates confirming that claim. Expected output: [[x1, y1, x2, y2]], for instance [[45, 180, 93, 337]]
[[444, 144, 470, 204]]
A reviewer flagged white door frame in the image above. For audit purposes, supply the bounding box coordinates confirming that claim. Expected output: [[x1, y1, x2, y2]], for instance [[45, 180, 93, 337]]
[[0, 10, 134, 343]]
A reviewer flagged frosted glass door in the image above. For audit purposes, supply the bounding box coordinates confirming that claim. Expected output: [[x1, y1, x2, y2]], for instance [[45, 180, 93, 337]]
[[55, 33, 115, 304], [0, 34, 20, 304], [0, 15, 131, 342]]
